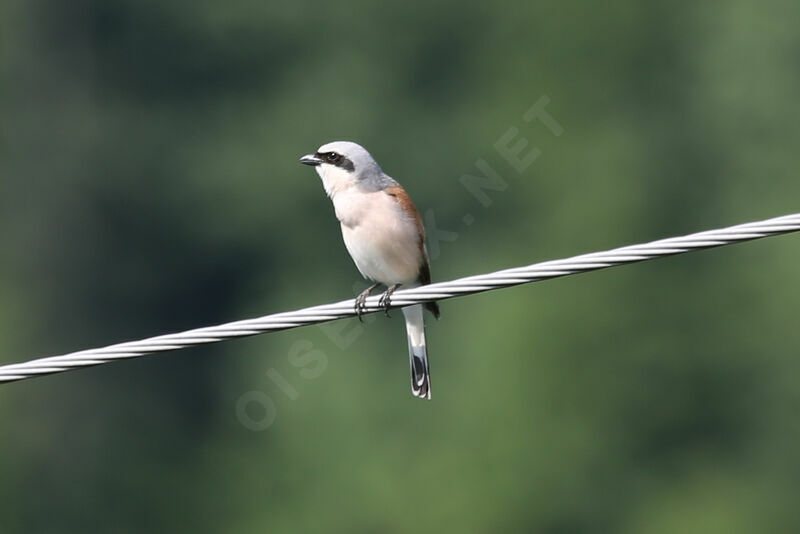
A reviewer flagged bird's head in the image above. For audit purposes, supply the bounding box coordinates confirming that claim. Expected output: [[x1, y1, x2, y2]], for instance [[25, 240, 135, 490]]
[[300, 141, 391, 196]]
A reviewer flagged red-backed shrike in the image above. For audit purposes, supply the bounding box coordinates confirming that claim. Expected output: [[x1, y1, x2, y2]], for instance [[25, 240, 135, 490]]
[[300, 141, 440, 399]]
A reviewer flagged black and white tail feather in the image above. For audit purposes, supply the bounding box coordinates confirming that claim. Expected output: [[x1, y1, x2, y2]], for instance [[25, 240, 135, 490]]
[[402, 300, 439, 400]]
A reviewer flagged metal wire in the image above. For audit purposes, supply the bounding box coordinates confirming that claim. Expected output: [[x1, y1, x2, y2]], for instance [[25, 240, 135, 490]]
[[1, 212, 799, 384]]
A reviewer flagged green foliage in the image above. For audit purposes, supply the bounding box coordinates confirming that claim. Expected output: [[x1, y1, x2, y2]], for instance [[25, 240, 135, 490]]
[[2, 0, 800, 531]]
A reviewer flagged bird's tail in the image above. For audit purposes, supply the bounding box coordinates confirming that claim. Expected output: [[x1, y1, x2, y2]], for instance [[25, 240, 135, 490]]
[[401, 304, 431, 400]]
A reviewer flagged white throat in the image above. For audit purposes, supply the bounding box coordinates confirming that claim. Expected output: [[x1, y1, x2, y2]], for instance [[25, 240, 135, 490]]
[[316, 164, 357, 198]]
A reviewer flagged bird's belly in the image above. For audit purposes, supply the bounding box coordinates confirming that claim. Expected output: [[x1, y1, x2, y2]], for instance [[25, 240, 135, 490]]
[[341, 216, 422, 285]]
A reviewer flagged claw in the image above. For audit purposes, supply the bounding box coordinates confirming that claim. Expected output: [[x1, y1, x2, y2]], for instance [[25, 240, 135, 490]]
[[354, 283, 380, 322], [377, 284, 400, 317]]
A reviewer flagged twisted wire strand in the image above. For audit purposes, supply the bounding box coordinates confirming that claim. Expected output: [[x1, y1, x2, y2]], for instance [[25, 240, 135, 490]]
[[1, 212, 798, 384]]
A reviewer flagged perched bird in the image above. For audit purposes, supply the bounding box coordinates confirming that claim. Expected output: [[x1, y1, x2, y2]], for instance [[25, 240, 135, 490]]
[[300, 141, 440, 399]]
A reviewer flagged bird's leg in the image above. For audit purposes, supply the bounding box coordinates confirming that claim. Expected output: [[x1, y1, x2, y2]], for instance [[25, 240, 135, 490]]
[[378, 284, 401, 317], [354, 283, 381, 322]]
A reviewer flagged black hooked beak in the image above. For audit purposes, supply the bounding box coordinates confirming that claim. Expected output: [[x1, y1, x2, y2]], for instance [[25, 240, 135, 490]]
[[299, 153, 322, 166]]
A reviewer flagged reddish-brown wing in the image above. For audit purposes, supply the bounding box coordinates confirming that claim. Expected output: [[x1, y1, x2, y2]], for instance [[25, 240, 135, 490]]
[[384, 185, 440, 319]]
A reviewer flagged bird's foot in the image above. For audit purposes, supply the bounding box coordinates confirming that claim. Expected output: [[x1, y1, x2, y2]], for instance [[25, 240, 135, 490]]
[[378, 284, 400, 317], [354, 283, 381, 322]]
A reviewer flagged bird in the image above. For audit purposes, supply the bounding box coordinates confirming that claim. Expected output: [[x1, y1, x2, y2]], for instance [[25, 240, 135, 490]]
[[300, 141, 440, 399]]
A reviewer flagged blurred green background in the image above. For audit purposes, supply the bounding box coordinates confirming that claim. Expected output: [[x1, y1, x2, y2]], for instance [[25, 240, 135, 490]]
[[2, 1, 800, 532]]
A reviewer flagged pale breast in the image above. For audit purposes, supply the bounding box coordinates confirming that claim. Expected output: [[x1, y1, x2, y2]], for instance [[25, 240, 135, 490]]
[[333, 190, 423, 285]]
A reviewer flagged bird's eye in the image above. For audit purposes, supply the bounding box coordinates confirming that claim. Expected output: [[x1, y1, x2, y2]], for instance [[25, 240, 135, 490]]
[[328, 152, 340, 162]]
